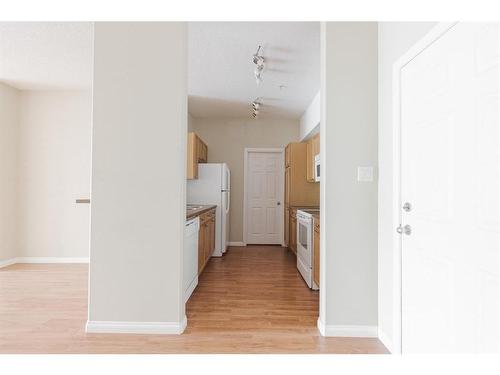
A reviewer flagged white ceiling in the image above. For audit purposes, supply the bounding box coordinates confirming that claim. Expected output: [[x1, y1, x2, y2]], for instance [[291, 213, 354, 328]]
[[0, 22, 92, 90], [188, 22, 320, 120]]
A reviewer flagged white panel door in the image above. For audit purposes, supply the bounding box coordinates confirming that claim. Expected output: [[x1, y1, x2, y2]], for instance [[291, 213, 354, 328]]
[[401, 23, 500, 353], [246, 151, 283, 244]]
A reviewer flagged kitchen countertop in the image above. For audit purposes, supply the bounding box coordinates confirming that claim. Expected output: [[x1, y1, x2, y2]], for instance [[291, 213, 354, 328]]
[[186, 205, 217, 219]]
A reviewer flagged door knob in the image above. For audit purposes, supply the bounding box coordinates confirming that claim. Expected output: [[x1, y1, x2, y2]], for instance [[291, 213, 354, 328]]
[[403, 202, 412, 212], [397, 225, 412, 235], [277, 201, 281, 206]]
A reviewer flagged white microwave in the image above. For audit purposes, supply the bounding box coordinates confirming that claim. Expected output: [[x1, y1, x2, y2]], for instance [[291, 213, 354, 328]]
[[314, 154, 320, 182]]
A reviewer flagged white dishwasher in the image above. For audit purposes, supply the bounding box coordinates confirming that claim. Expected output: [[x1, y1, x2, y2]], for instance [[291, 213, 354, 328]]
[[183, 216, 200, 302]]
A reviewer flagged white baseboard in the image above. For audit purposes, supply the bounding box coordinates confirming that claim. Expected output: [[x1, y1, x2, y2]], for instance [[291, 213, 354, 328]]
[[317, 317, 326, 336], [184, 276, 198, 303], [86, 316, 187, 335], [377, 328, 394, 353], [1, 257, 89, 268], [317, 318, 378, 338], [227, 242, 245, 247], [15, 257, 89, 264], [0, 258, 17, 269]]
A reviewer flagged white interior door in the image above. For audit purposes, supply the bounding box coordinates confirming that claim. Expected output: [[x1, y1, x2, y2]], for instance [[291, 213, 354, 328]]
[[401, 23, 500, 353], [246, 150, 283, 244]]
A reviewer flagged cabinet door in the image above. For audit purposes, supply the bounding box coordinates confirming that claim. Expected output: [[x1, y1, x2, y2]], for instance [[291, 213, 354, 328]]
[[204, 220, 210, 265], [313, 224, 320, 287], [208, 212, 215, 259], [284, 167, 290, 208], [306, 139, 314, 182], [187, 132, 198, 179], [197, 137, 208, 163], [198, 218, 205, 273], [196, 137, 202, 162], [290, 215, 297, 254], [284, 207, 289, 246], [313, 133, 320, 156]]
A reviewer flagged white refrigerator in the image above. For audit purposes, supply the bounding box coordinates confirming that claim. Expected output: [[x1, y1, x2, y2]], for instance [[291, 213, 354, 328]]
[[187, 163, 230, 256]]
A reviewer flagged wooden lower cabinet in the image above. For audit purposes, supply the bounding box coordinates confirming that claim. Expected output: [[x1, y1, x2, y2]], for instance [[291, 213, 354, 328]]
[[289, 208, 297, 254], [198, 208, 215, 275], [313, 218, 320, 288], [284, 207, 290, 247]]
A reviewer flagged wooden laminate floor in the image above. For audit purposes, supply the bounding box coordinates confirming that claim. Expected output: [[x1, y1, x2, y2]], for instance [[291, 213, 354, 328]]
[[0, 246, 388, 353]]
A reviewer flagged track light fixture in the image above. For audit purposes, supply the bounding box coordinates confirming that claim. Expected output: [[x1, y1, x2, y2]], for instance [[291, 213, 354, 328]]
[[252, 45, 265, 84], [251, 98, 262, 119]]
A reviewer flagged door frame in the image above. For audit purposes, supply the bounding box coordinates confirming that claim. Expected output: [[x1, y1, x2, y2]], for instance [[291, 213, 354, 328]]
[[243, 148, 285, 246], [391, 22, 457, 354]]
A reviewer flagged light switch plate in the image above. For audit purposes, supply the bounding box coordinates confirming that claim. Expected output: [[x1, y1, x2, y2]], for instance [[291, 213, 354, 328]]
[[357, 167, 374, 182]]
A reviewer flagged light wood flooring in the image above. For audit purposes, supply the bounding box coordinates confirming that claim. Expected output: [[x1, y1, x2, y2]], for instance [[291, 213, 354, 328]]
[[0, 246, 387, 353]]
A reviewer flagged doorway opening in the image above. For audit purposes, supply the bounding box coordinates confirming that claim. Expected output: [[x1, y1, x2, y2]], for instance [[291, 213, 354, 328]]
[[185, 21, 322, 338]]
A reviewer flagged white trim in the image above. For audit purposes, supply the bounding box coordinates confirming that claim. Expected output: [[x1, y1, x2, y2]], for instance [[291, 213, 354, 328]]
[[227, 241, 245, 247], [243, 148, 285, 246], [0, 258, 17, 269], [319, 323, 378, 338], [86, 316, 187, 335], [391, 22, 457, 355], [15, 257, 89, 264], [317, 317, 326, 336], [0, 257, 89, 267], [378, 328, 394, 354], [184, 276, 198, 303]]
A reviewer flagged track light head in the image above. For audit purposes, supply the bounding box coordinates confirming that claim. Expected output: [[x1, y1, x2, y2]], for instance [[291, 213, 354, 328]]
[[252, 45, 265, 84], [251, 98, 262, 119]]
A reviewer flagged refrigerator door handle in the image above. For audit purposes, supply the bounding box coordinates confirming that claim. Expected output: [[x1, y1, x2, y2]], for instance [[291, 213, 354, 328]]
[[225, 191, 230, 214]]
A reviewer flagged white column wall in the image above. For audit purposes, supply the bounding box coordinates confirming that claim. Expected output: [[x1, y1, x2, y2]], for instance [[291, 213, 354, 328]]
[[319, 22, 378, 336], [88, 22, 187, 333]]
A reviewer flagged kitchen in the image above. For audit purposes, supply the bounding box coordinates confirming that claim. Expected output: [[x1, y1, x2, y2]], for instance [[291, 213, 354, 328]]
[[182, 22, 321, 323]]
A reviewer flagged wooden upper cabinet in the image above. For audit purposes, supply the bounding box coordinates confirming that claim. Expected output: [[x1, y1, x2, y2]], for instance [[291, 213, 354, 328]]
[[312, 133, 320, 157], [285, 144, 291, 168], [187, 132, 208, 179], [284, 142, 320, 207], [306, 134, 320, 183], [306, 138, 314, 182]]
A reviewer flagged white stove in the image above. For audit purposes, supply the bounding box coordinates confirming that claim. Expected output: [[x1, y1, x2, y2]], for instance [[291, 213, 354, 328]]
[[296, 209, 319, 290]]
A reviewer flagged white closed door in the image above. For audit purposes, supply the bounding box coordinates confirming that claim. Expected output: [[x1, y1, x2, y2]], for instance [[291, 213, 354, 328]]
[[246, 150, 283, 244], [401, 23, 500, 353]]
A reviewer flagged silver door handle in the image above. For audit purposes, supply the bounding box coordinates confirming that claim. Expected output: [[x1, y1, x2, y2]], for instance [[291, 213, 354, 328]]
[[396, 225, 411, 235]]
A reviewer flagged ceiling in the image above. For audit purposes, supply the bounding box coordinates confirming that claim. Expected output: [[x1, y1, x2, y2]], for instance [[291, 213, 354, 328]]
[[0, 22, 92, 90], [188, 22, 320, 120]]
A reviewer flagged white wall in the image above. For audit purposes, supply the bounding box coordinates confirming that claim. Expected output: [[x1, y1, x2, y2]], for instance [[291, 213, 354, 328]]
[[187, 112, 195, 132], [17, 90, 92, 259], [299, 91, 320, 141], [0, 84, 91, 264], [319, 22, 378, 336], [0, 83, 19, 263], [190, 116, 300, 243], [88, 22, 187, 332], [377, 22, 437, 351]]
